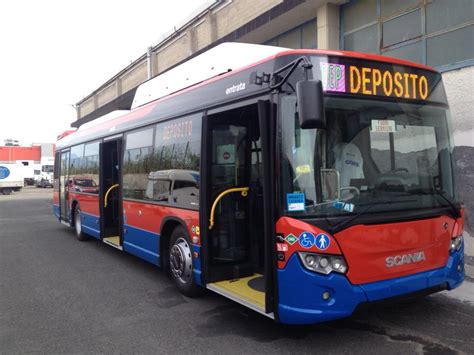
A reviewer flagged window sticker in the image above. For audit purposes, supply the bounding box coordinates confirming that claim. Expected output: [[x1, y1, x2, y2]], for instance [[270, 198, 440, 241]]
[[371, 119, 396, 133], [216, 144, 235, 164], [332, 201, 355, 212], [287, 192, 305, 212], [296, 164, 311, 174]]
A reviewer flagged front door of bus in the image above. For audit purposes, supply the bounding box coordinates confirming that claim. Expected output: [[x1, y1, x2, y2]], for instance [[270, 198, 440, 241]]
[[59, 150, 70, 222], [203, 102, 269, 315], [100, 138, 123, 249]]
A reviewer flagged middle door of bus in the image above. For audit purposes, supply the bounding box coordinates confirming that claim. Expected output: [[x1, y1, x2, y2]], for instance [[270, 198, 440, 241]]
[[99, 137, 123, 249], [202, 100, 274, 316]]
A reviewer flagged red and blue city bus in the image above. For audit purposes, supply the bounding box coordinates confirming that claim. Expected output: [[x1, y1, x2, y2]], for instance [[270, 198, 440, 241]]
[[53, 43, 465, 324]]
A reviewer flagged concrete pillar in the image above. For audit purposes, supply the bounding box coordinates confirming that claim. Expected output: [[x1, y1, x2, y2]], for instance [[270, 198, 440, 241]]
[[147, 47, 153, 79], [317, 3, 340, 50], [116, 78, 122, 96], [187, 27, 198, 55], [207, 10, 217, 42], [152, 52, 159, 77]]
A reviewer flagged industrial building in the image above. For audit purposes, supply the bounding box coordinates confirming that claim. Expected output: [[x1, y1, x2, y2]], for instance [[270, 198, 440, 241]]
[[0, 144, 54, 165], [73, 0, 473, 241]]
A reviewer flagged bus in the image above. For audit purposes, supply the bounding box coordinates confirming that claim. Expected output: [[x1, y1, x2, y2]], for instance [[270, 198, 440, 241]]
[[53, 43, 465, 324]]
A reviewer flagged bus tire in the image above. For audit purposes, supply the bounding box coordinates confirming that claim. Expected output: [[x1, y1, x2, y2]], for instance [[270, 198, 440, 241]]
[[74, 205, 88, 241], [169, 226, 201, 297], [2, 188, 12, 195]]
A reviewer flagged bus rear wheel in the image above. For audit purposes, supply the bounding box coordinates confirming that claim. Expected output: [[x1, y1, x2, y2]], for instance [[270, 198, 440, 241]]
[[74, 206, 88, 241], [169, 226, 201, 297]]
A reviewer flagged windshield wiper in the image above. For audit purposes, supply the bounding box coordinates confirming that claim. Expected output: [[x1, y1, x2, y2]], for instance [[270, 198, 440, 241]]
[[327, 197, 417, 234], [404, 188, 460, 218]]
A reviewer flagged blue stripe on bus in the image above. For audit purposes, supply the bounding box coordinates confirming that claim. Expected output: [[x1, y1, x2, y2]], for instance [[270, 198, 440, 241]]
[[81, 211, 101, 239], [123, 224, 160, 265], [191, 244, 202, 286], [53, 204, 60, 219]]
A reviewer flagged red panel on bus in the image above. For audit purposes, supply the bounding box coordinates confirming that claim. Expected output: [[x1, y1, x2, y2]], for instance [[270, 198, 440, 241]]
[[123, 200, 199, 243], [276, 217, 342, 269], [69, 192, 100, 216], [335, 216, 454, 285]]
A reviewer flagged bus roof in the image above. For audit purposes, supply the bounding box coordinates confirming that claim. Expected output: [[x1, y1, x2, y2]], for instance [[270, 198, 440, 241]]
[[132, 42, 288, 110], [57, 43, 440, 150]]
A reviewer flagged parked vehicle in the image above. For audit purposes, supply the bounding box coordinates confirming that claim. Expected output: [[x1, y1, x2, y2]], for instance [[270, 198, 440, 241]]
[[35, 164, 54, 188], [53, 43, 465, 324], [0, 164, 23, 195]]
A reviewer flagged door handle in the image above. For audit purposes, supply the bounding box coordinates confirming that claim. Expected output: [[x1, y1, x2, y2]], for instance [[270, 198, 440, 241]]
[[209, 187, 249, 230], [104, 184, 119, 208]]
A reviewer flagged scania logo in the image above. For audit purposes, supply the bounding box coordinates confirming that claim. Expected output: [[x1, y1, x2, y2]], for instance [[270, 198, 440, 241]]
[[385, 251, 426, 268]]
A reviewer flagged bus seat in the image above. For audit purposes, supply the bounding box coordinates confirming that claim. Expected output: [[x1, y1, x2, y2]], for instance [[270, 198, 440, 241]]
[[334, 143, 365, 188]]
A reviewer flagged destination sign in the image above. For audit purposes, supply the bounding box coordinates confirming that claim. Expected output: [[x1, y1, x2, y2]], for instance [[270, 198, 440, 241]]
[[319, 58, 443, 102], [162, 120, 193, 141]]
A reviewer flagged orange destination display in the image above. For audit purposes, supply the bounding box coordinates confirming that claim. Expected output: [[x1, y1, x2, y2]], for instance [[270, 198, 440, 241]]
[[349, 66, 428, 99], [319, 57, 444, 103]]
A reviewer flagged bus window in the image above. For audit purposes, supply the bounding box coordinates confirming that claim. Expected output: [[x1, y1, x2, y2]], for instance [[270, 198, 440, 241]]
[[83, 141, 100, 194], [123, 127, 154, 200], [149, 114, 202, 208], [69, 144, 85, 190]]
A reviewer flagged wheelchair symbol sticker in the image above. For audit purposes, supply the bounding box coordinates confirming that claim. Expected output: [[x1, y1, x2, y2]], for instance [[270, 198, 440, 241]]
[[298, 232, 315, 249]]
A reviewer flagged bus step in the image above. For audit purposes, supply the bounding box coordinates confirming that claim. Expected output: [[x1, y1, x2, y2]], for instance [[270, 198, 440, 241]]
[[103, 236, 122, 250], [207, 274, 273, 319]]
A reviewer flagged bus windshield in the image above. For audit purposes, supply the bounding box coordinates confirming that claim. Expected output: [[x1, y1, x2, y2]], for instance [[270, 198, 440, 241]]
[[280, 94, 457, 219]]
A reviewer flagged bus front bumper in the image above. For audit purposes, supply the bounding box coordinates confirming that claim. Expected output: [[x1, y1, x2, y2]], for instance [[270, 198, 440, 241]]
[[277, 246, 464, 325]]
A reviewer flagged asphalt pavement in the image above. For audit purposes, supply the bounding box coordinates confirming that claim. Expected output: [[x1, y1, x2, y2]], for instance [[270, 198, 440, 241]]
[[1, 187, 473, 354]]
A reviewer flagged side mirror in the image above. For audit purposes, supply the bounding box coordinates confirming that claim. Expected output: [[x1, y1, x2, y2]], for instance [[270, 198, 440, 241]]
[[296, 79, 326, 129]]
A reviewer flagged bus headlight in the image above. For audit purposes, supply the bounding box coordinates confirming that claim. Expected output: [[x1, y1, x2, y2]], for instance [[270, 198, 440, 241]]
[[449, 235, 463, 253], [298, 252, 348, 275]]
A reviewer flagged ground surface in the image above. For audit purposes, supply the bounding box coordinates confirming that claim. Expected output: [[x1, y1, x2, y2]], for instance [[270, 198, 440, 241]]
[[1, 188, 473, 354]]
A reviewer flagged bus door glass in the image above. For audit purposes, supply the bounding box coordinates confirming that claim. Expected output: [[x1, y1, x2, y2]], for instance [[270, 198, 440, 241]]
[[209, 121, 250, 270], [59, 151, 70, 221]]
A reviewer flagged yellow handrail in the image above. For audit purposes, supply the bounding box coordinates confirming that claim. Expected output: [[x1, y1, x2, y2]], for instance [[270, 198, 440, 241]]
[[104, 184, 119, 208], [209, 187, 249, 230]]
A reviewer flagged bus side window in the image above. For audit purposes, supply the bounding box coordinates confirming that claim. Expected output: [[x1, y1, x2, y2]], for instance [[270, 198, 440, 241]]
[[154, 114, 202, 209]]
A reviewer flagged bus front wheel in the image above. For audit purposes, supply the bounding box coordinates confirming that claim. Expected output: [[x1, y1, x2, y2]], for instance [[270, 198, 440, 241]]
[[169, 226, 201, 297], [74, 206, 88, 241]]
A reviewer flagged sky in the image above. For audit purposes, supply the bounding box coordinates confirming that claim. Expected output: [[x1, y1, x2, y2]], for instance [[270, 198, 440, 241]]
[[0, 0, 211, 146]]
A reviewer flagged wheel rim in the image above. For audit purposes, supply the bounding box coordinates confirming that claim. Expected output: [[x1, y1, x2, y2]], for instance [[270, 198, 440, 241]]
[[170, 237, 192, 284], [75, 209, 82, 236]]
